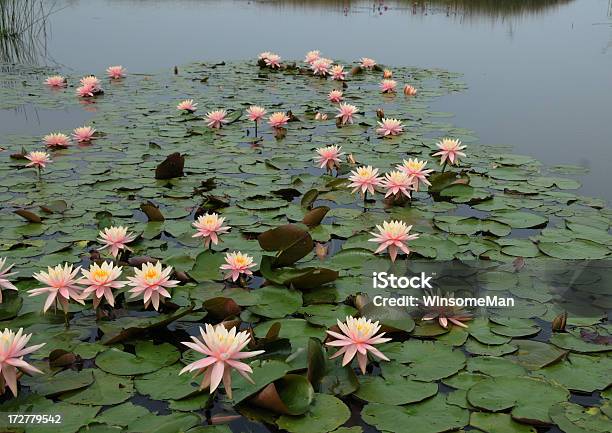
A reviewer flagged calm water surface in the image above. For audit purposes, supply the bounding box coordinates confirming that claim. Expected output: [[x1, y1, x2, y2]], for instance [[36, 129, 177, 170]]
[[2, 0, 611, 203]]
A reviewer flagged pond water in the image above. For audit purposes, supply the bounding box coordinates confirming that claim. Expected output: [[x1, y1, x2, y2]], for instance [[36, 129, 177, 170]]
[[1, 0, 612, 203]]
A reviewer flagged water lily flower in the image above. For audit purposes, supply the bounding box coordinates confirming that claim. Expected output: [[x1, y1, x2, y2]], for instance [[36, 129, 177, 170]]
[[97, 226, 136, 258], [268, 112, 289, 129], [422, 290, 473, 329], [43, 133, 71, 148], [315, 145, 344, 173], [314, 112, 328, 121], [220, 251, 255, 282], [328, 90, 343, 103], [403, 84, 418, 96], [25, 151, 51, 172], [44, 75, 66, 88], [311, 58, 332, 76], [72, 126, 96, 143], [29, 263, 84, 313], [326, 316, 391, 374], [127, 262, 179, 311], [348, 166, 382, 197], [179, 324, 264, 399], [381, 170, 413, 199], [335, 103, 358, 125], [360, 57, 377, 69], [383, 69, 393, 78], [0, 328, 45, 397], [376, 118, 403, 137], [0, 258, 18, 303], [433, 138, 466, 167], [330, 65, 346, 81], [246, 105, 267, 122], [369, 220, 419, 262], [80, 75, 101, 89], [304, 50, 321, 64], [397, 158, 433, 192], [192, 213, 230, 249], [380, 79, 397, 93], [76, 84, 96, 98], [258, 51, 272, 61], [264, 53, 281, 69], [106, 65, 126, 79], [81, 262, 125, 308], [177, 99, 198, 113], [205, 109, 229, 129]]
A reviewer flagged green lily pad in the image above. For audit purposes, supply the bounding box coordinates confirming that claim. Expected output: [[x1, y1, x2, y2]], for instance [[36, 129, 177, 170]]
[[362, 394, 468, 433], [354, 376, 438, 405], [470, 412, 537, 433], [61, 369, 134, 405], [467, 376, 569, 424], [276, 393, 350, 433], [96, 341, 180, 375]]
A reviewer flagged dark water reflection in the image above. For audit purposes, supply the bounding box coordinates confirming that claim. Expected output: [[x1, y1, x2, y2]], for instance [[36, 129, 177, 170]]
[[1, 0, 611, 204]]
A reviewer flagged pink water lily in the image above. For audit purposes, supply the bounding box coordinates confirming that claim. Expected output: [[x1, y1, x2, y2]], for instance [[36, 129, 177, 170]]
[[304, 50, 321, 64], [44, 75, 66, 88], [382, 170, 413, 199], [433, 138, 466, 166], [311, 58, 332, 76], [246, 105, 267, 122], [380, 79, 397, 93], [29, 263, 84, 313], [335, 103, 358, 125], [106, 65, 126, 79], [43, 133, 71, 148], [403, 85, 418, 96], [348, 165, 382, 196], [25, 151, 51, 171], [0, 328, 45, 397], [397, 158, 433, 192], [192, 213, 230, 249], [258, 51, 272, 60], [326, 316, 391, 374], [268, 112, 289, 128], [315, 145, 344, 173], [220, 251, 255, 282], [81, 262, 125, 308], [72, 126, 96, 143], [177, 99, 198, 113], [127, 262, 179, 311], [264, 53, 281, 69], [330, 65, 346, 81], [80, 76, 101, 88], [376, 118, 403, 137], [98, 226, 136, 258], [383, 69, 393, 79], [328, 90, 343, 103], [205, 109, 229, 129], [360, 57, 377, 69], [0, 258, 18, 303], [369, 220, 419, 262], [76, 84, 95, 98], [314, 112, 328, 121], [179, 324, 264, 398]]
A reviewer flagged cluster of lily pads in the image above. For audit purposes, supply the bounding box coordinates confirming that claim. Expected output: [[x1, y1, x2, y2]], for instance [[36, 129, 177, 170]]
[[0, 49, 610, 433]]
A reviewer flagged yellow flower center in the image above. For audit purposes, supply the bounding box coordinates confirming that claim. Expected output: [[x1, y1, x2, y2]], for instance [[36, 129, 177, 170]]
[[93, 268, 109, 280], [145, 268, 160, 280]]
